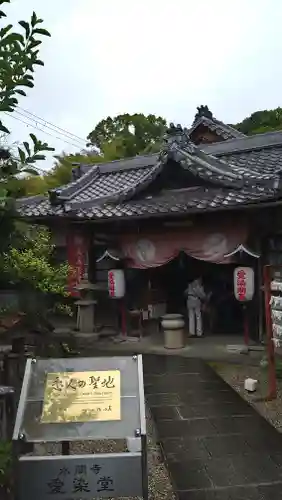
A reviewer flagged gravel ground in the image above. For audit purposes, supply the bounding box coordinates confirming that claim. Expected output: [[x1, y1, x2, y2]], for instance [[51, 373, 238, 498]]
[[212, 361, 282, 431], [33, 406, 176, 500]]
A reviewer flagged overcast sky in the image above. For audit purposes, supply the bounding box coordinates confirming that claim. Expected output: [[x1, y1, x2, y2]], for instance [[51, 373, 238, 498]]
[[3, 0, 282, 170]]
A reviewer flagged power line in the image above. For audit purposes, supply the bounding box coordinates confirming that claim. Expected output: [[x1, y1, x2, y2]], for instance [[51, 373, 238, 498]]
[[4, 112, 84, 149], [13, 109, 85, 148], [17, 106, 88, 145]]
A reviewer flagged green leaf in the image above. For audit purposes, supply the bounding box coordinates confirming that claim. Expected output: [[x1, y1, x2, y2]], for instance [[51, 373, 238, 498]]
[[20, 80, 34, 88], [29, 133, 37, 146], [18, 20, 30, 38], [0, 98, 18, 111], [10, 33, 25, 45], [33, 59, 44, 66], [31, 11, 37, 28], [0, 24, 12, 37], [0, 122, 10, 134], [5, 97, 18, 106], [18, 148, 26, 164], [15, 89, 26, 97], [0, 106, 13, 113], [0, 0, 10, 5], [0, 188, 7, 201], [32, 154, 46, 161], [0, 10, 6, 18], [23, 167, 39, 175], [45, 146, 55, 151], [32, 28, 51, 37], [1, 32, 25, 45], [23, 142, 31, 156], [28, 39, 42, 49], [10, 33, 24, 43]]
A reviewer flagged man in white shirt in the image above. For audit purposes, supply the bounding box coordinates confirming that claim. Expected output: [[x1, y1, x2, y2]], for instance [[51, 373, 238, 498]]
[[185, 278, 206, 337]]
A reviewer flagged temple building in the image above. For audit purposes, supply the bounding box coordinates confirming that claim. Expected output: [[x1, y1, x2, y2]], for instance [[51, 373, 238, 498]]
[[16, 107, 282, 343]]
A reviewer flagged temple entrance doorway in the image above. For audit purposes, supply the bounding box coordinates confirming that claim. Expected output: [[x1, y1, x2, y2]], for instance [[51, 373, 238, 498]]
[[144, 253, 244, 336]]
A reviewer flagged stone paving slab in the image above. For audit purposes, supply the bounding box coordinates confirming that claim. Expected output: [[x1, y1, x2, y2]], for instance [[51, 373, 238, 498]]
[[143, 354, 282, 500]]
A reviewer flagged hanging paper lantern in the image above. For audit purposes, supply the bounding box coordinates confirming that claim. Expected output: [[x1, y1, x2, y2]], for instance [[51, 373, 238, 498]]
[[108, 269, 125, 298], [234, 267, 254, 302]]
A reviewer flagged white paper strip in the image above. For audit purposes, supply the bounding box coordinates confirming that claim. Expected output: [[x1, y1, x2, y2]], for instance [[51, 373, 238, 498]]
[[272, 323, 282, 336], [272, 309, 282, 321], [270, 296, 282, 308], [273, 337, 282, 348], [271, 280, 282, 291]]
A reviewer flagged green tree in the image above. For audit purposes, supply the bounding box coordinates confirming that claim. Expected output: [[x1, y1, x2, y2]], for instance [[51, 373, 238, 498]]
[[87, 113, 167, 159], [233, 107, 282, 136], [17, 149, 114, 196], [0, 0, 54, 201], [15, 173, 47, 196], [0, 226, 72, 350], [18, 113, 168, 196], [3, 226, 69, 296], [15, 152, 102, 196]]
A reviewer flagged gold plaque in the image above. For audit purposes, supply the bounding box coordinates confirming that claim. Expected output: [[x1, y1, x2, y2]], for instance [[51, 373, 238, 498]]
[[41, 370, 121, 423]]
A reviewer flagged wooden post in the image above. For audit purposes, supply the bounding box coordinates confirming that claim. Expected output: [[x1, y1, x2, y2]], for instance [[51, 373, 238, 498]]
[[62, 441, 70, 455], [257, 245, 264, 342], [120, 299, 127, 338], [243, 304, 249, 347]]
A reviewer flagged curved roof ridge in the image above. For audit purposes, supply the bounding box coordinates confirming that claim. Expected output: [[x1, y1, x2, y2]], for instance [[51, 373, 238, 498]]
[[67, 160, 164, 208], [53, 164, 100, 200], [189, 115, 245, 140], [163, 124, 278, 190], [202, 130, 282, 155], [16, 194, 46, 208]]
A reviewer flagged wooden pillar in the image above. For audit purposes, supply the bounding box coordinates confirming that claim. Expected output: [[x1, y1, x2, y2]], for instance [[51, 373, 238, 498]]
[[66, 229, 89, 297], [258, 251, 264, 342]]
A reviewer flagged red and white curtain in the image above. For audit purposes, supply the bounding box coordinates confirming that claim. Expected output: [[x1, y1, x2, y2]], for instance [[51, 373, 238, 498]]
[[120, 223, 248, 269]]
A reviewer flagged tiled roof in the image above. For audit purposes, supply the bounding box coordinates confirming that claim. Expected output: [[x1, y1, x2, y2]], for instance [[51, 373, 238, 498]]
[[16, 127, 282, 222], [18, 185, 279, 221], [189, 115, 246, 140], [202, 131, 282, 155], [70, 165, 162, 204], [201, 132, 282, 179], [74, 186, 279, 221]]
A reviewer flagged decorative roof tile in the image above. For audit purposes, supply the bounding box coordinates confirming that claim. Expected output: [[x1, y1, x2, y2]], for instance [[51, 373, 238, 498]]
[[189, 115, 245, 140]]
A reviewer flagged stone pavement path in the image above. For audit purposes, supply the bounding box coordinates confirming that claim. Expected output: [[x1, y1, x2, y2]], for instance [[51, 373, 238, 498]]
[[143, 354, 282, 500]]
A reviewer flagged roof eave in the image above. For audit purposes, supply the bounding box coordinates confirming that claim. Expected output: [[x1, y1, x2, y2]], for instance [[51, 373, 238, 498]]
[[19, 192, 282, 224]]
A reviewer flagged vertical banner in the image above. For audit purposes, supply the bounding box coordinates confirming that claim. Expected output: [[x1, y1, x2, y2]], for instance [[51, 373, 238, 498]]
[[67, 233, 87, 296]]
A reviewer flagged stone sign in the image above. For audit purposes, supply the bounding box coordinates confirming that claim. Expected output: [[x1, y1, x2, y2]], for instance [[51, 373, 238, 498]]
[[13, 355, 147, 500], [19, 453, 143, 499]]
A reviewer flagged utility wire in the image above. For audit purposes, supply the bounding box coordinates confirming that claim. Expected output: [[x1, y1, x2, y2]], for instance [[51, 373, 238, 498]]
[[4, 112, 84, 149], [13, 109, 85, 148], [17, 106, 88, 145]]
